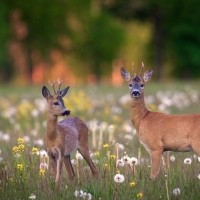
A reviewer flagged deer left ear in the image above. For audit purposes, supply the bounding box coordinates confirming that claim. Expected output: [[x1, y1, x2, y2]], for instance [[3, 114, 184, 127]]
[[143, 68, 153, 82], [60, 86, 70, 97]]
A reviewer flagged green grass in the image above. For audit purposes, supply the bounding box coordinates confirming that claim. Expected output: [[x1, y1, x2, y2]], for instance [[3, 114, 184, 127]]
[[1, 81, 200, 199]]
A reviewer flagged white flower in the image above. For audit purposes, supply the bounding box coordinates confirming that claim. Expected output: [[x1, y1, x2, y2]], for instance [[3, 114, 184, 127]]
[[23, 136, 30, 143], [76, 152, 83, 160], [114, 174, 125, 183], [198, 156, 200, 162], [129, 157, 138, 166], [184, 158, 192, 164], [2, 134, 10, 142], [108, 125, 115, 133], [170, 155, 175, 162], [83, 192, 92, 199], [197, 174, 200, 179], [123, 155, 130, 164], [31, 109, 39, 118], [124, 134, 133, 141], [117, 143, 125, 150], [74, 190, 83, 197], [38, 149, 48, 157], [117, 159, 124, 167], [71, 159, 76, 165], [29, 193, 36, 199], [173, 188, 181, 196], [34, 139, 43, 146]]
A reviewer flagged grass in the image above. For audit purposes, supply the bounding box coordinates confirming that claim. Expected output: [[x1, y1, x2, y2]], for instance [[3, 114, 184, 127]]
[[1, 81, 200, 199]]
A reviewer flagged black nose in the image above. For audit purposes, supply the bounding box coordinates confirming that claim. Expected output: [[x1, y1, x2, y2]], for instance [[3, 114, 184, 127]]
[[132, 91, 140, 97], [62, 110, 70, 116]]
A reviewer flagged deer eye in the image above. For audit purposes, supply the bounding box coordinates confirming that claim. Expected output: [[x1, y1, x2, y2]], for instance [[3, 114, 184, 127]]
[[140, 84, 144, 89], [54, 102, 59, 106], [129, 84, 132, 89]]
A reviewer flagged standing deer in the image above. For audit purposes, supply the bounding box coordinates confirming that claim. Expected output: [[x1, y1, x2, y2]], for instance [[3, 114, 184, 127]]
[[120, 63, 200, 180], [42, 79, 97, 183]]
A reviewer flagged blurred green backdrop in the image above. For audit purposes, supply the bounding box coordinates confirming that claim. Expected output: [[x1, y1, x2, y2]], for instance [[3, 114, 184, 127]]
[[0, 0, 200, 84]]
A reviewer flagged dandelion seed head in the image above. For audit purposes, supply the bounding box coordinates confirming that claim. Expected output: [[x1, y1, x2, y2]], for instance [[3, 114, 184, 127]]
[[170, 155, 175, 162], [29, 193, 36, 199], [114, 174, 125, 183], [129, 157, 138, 166], [173, 188, 181, 196], [184, 158, 192, 164]]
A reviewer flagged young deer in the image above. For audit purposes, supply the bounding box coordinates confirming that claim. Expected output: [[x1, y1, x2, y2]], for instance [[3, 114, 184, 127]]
[[120, 63, 200, 180], [42, 79, 98, 183]]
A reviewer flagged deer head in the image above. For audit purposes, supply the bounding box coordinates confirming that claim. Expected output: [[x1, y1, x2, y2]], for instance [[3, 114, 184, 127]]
[[42, 78, 70, 116], [120, 63, 153, 99]]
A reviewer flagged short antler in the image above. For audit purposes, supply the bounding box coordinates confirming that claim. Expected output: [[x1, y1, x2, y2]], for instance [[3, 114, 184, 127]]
[[132, 62, 136, 77], [57, 77, 63, 95], [139, 62, 144, 77], [49, 80, 56, 94]]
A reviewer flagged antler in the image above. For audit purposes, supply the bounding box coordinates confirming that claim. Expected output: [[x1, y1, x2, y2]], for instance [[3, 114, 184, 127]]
[[132, 62, 136, 77], [57, 77, 63, 95], [49, 80, 56, 94], [139, 62, 144, 77]]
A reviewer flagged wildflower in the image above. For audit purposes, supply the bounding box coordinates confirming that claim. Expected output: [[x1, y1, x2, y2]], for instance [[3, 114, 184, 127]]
[[71, 159, 76, 165], [173, 188, 181, 196], [116, 170, 120, 174], [104, 164, 108, 167], [9, 178, 13, 182], [137, 192, 143, 198], [13, 146, 19, 153], [29, 193, 36, 199], [170, 155, 175, 162], [129, 157, 138, 166], [32, 147, 39, 155], [18, 144, 25, 152], [103, 144, 109, 148], [18, 138, 24, 144], [76, 152, 83, 160], [40, 162, 48, 170], [123, 155, 130, 164], [82, 192, 92, 200], [94, 151, 100, 157], [110, 155, 116, 160], [38, 149, 48, 157], [39, 169, 45, 176], [23, 136, 30, 143], [114, 174, 125, 183], [197, 174, 200, 179], [117, 159, 124, 167], [184, 158, 192, 164], [130, 181, 136, 187], [74, 190, 83, 198], [17, 164, 23, 170]]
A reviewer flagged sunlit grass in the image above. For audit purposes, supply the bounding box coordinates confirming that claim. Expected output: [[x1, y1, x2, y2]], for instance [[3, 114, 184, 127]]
[[1, 82, 200, 199]]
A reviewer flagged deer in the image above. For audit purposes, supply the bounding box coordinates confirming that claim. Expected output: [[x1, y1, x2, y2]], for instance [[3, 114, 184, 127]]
[[120, 63, 200, 180], [42, 78, 98, 183]]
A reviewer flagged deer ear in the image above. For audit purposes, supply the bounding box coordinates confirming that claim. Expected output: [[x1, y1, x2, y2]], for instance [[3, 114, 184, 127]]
[[143, 68, 153, 82], [60, 86, 70, 98], [120, 67, 131, 81], [42, 86, 52, 99]]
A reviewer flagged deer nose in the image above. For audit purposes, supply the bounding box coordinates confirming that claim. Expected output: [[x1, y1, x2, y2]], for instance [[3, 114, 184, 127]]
[[62, 110, 70, 116], [132, 90, 140, 97]]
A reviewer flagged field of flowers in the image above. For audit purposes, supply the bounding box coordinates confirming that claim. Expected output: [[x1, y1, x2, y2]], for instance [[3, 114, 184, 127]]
[[1, 82, 200, 199]]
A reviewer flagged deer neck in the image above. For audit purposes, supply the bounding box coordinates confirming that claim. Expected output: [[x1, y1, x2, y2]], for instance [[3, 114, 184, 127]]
[[45, 113, 58, 140], [130, 94, 148, 130]]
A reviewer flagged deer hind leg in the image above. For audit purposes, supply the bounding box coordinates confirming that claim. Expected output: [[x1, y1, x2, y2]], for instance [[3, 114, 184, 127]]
[[64, 155, 75, 180], [150, 150, 162, 180], [78, 147, 98, 177]]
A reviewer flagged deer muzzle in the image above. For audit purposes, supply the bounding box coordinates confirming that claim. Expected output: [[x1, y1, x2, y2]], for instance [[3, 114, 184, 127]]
[[62, 110, 70, 116]]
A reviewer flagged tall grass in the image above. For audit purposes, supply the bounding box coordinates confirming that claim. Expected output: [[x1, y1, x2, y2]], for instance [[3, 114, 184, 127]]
[[1, 82, 200, 199]]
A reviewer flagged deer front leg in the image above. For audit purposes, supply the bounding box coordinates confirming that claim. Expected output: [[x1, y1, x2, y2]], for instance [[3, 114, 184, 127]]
[[64, 155, 75, 180], [55, 157, 63, 183], [150, 150, 162, 180]]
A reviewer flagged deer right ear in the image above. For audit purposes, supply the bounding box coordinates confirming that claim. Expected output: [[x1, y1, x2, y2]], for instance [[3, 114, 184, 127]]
[[143, 68, 153, 82], [42, 86, 52, 99], [120, 67, 131, 82]]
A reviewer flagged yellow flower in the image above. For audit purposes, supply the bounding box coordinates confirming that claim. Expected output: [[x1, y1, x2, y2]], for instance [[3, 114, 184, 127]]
[[18, 138, 24, 144], [13, 146, 19, 153], [104, 164, 108, 167], [110, 155, 116, 159], [39, 169, 45, 176], [32, 147, 39, 155], [94, 151, 100, 157], [17, 164, 23, 170], [9, 178, 14, 182], [18, 144, 25, 152], [103, 144, 109, 148], [116, 170, 120, 174], [130, 181, 136, 187], [137, 192, 143, 198]]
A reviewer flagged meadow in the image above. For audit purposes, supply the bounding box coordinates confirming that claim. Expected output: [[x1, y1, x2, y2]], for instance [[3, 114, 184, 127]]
[[1, 81, 200, 200]]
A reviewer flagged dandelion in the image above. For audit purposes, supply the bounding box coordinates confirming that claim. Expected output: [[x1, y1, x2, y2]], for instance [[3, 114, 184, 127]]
[[76, 152, 83, 160], [170, 155, 175, 162], [18, 137, 24, 144], [197, 174, 200, 179], [74, 190, 83, 198], [129, 157, 138, 166], [123, 155, 130, 164], [39, 169, 45, 176], [130, 181, 136, 187], [94, 151, 100, 157], [17, 164, 23, 170], [32, 147, 39, 155], [103, 144, 109, 148], [38, 149, 48, 157], [137, 192, 143, 198], [110, 155, 116, 160], [104, 164, 108, 167], [29, 193, 36, 199], [117, 159, 124, 167], [13, 146, 19, 153], [114, 174, 125, 183], [184, 158, 192, 164], [173, 188, 181, 196]]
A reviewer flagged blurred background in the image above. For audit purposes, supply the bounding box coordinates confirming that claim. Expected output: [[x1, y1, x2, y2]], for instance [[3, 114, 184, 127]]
[[0, 0, 200, 85]]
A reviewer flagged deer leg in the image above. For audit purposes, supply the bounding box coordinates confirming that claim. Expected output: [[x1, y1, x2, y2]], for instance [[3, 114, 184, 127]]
[[55, 157, 63, 183], [150, 150, 162, 180], [64, 155, 75, 180], [78, 148, 98, 177], [50, 156, 57, 180]]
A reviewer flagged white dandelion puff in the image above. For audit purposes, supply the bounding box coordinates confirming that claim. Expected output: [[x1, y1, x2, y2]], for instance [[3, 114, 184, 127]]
[[129, 157, 138, 166], [114, 174, 125, 183], [173, 188, 181, 196], [117, 159, 124, 167], [184, 158, 192, 164], [170, 155, 175, 162]]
